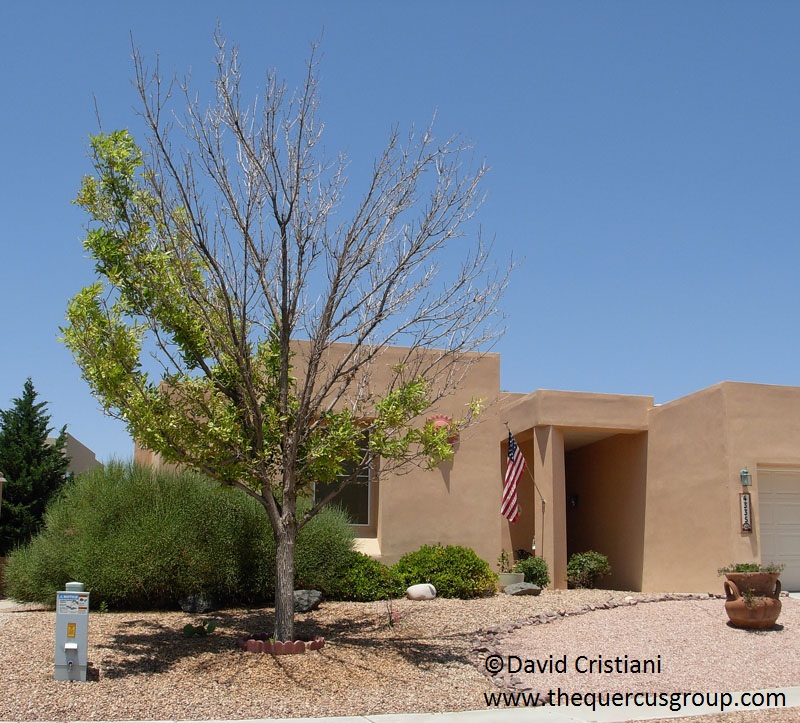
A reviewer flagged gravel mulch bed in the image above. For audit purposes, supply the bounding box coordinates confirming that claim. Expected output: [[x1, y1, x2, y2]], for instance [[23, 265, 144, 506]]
[[0, 590, 797, 721], [490, 594, 799, 723]]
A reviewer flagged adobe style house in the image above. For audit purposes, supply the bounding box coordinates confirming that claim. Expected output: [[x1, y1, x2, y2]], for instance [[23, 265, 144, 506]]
[[135, 346, 800, 593], [502, 382, 800, 593]]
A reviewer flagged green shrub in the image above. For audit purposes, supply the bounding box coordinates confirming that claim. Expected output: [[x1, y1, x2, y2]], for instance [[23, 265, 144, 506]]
[[4, 461, 354, 609], [294, 504, 355, 595], [2, 531, 72, 604], [392, 544, 496, 599], [513, 556, 550, 588], [566, 550, 611, 589], [329, 551, 404, 601]]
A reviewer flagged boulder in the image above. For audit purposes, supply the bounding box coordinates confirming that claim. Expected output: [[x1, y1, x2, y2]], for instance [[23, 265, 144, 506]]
[[178, 593, 217, 613], [406, 583, 437, 600], [294, 589, 323, 613], [504, 582, 542, 596]]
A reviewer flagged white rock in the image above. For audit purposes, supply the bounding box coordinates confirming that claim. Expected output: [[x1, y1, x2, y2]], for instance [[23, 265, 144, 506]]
[[406, 583, 437, 600]]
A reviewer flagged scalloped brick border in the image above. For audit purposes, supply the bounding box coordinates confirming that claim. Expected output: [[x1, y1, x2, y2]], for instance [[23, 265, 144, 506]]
[[236, 634, 325, 655]]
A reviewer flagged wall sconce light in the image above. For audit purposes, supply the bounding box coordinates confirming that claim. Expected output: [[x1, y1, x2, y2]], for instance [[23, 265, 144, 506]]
[[740, 468, 752, 487], [569, 494, 579, 508]]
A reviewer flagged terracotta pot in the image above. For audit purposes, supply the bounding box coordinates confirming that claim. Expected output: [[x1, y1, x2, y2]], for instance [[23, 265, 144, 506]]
[[723, 580, 782, 630], [723, 571, 781, 597]]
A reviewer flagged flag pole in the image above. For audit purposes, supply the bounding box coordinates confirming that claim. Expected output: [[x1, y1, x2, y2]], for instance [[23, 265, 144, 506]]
[[504, 421, 547, 506], [504, 422, 547, 558]]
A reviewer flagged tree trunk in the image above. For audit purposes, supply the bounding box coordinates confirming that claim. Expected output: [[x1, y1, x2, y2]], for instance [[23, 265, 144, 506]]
[[273, 523, 297, 642]]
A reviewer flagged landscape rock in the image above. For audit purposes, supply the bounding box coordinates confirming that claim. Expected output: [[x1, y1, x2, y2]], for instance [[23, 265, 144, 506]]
[[294, 589, 323, 612], [504, 582, 542, 596], [406, 583, 437, 600]]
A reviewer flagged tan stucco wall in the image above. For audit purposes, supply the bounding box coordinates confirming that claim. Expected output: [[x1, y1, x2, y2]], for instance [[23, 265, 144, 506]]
[[721, 383, 800, 573], [533, 426, 567, 588], [504, 389, 652, 432], [641, 382, 800, 592], [63, 434, 103, 476], [375, 351, 504, 566], [46, 433, 103, 476], [641, 386, 730, 592]]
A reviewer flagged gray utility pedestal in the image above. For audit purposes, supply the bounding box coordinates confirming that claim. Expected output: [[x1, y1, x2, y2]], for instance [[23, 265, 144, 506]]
[[54, 581, 90, 681]]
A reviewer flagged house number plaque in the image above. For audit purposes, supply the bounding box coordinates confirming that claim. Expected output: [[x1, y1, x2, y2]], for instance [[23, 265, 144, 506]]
[[739, 492, 752, 533]]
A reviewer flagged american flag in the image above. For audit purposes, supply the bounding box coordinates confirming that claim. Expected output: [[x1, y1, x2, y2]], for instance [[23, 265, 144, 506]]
[[501, 431, 525, 522]]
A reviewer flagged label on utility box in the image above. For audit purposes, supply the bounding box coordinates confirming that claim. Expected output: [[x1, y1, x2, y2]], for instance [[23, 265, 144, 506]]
[[56, 592, 89, 615]]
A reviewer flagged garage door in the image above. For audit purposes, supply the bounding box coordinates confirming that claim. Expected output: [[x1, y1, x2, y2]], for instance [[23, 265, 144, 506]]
[[759, 469, 800, 591]]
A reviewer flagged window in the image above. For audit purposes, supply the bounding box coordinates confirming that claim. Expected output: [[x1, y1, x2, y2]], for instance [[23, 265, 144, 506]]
[[314, 435, 372, 527]]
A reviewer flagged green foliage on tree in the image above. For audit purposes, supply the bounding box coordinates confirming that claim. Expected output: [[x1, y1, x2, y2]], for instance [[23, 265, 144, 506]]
[[0, 379, 70, 555], [61, 34, 506, 641]]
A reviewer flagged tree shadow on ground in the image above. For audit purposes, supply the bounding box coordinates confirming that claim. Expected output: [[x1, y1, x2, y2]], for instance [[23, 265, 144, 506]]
[[95, 606, 471, 680]]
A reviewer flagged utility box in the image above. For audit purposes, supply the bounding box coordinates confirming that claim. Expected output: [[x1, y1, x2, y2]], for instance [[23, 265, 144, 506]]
[[54, 581, 90, 682]]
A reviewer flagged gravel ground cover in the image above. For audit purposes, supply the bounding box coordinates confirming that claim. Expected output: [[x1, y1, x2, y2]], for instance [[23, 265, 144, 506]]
[[491, 595, 799, 723], [0, 590, 797, 722]]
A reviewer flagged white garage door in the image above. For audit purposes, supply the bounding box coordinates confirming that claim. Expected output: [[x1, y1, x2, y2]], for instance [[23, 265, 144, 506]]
[[759, 469, 800, 591]]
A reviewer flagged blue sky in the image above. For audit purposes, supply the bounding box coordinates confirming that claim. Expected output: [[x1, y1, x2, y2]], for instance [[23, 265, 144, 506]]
[[1, 2, 799, 462]]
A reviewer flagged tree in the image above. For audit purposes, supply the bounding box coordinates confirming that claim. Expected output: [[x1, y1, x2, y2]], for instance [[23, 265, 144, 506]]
[[0, 379, 71, 555], [62, 33, 508, 641]]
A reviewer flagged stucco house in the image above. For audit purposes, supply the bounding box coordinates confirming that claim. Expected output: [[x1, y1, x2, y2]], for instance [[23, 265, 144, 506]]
[[2, 434, 102, 511], [135, 347, 800, 593], [501, 381, 800, 593]]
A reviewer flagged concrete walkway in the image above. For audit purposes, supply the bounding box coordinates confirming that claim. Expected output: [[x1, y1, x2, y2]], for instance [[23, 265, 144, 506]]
[[270, 685, 799, 720], [68, 686, 799, 722]]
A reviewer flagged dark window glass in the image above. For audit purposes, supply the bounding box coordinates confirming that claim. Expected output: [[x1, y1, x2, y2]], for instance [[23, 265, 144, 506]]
[[314, 436, 370, 525]]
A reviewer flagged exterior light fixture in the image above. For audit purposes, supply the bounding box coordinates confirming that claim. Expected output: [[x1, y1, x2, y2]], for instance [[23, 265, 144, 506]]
[[740, 468, 752, 487], [0, 472, 5, 519]]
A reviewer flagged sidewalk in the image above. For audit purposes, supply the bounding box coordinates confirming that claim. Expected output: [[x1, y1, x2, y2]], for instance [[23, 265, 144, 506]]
[[106, 686, 800, 723]]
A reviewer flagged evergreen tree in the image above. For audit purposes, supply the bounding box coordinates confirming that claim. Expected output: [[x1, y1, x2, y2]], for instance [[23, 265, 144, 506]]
[[0, 379, 71, 554]]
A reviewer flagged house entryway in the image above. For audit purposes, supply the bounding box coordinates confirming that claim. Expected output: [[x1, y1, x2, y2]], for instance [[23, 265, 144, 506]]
[[564, 431, 648, 591]]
